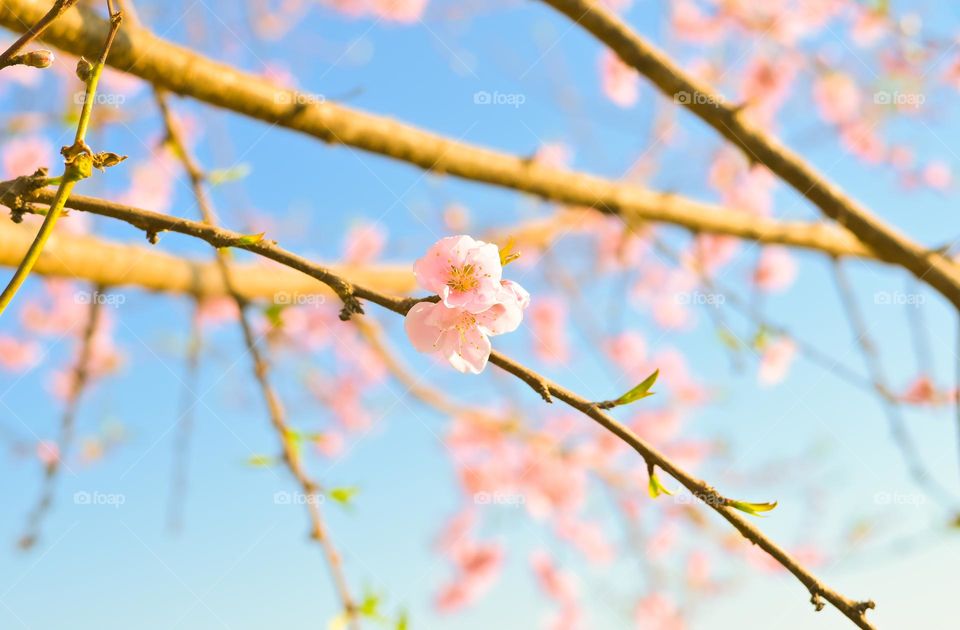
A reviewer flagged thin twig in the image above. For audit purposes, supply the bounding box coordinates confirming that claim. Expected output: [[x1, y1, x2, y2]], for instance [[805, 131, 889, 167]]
[[152, 89, 359, 625], [0, 6, 123, 316], [166, 303, 201, 534], [832, 259, 956, 506], [0, 0, 77, 69], [10, 190, 877, 628], [18, 284, 104, 549]]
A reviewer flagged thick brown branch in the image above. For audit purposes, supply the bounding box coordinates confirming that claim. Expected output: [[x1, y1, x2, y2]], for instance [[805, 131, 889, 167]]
[[0, 219, 416, 299], [0, 0, 895, 265]]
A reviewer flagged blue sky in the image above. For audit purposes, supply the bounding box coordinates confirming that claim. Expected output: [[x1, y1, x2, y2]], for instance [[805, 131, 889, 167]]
[[2, 1, 960, 628]]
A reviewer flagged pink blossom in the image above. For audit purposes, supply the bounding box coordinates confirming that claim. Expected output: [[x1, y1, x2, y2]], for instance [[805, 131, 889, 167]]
[[374, 0, 427, 22], [922, 161, 952, 190], [530, 550, 579, 604], [0, 335, 39, 371], [36, 440, 60, 467], [672, 1, 723, 44], [1, 135, 53, 178], [753, 246, 797, 292], [606, 330, 648, 381], [534, 142, 573, 170], [312, 431, 345, 458], [851, 9, 889, 48], [405, 280, 528, 374], [118, 153, 177, 212], [20, 280, 85, 335], [342, 221, 386, 265], [600, 49, 639, 108], [196, 297, 239, 328], [739, 54, 797, 117], [413, 235, 503, 313], [556, 519, 614, 565], [813, 73, 861, 125], [685, 550, 711, 588], [529, 296, 570, 364], [634, 593, 685, 630], [899, 375, 939, 405], [758, 337, 797, 385], [840, 120, 886, 164], [443, 204, 470, 232], [436, 541, 503, 612]]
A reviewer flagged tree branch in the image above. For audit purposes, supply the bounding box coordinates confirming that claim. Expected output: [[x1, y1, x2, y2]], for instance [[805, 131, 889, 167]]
[[10, 190, 876, 628], [536, 0, 960, 310], [0, 0, 899, 266]]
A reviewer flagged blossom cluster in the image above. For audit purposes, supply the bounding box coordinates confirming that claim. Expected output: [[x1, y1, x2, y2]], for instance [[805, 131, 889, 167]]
[[405, 236, 529, 374]]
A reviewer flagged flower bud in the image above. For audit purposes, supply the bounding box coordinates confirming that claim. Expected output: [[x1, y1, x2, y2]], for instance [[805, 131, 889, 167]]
[[10, 49, 53, 69]]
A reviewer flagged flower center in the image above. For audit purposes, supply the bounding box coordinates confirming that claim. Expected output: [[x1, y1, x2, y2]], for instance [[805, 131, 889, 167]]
[[447, 264, 479, 293]]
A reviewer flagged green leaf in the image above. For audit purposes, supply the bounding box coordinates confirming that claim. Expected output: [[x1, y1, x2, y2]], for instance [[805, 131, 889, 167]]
[[727, 499, 778, 517], [329, 486, 359, 506], [264, 302, 286, 327], [207, 163, 252, 186], [359, 592, 381, 618], [498, 237, 521, 267], [647, 467, 673, 498], [246, 454, 274, 468], [614, 369, 659, 406], [235, 232, 265, 247], [717, 328, 741, 350]]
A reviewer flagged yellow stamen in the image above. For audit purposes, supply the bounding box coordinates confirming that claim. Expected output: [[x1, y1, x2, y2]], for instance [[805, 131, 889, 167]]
[[447, 264, 479, 293]]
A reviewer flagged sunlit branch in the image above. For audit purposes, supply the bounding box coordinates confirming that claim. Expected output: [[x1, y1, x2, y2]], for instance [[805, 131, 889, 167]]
[[0, 219, 417, 299], [536, 0, 960, 311], [0, 0, 905, 268], [0, 0, 76, 69], [0, 5, 123, 316]]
